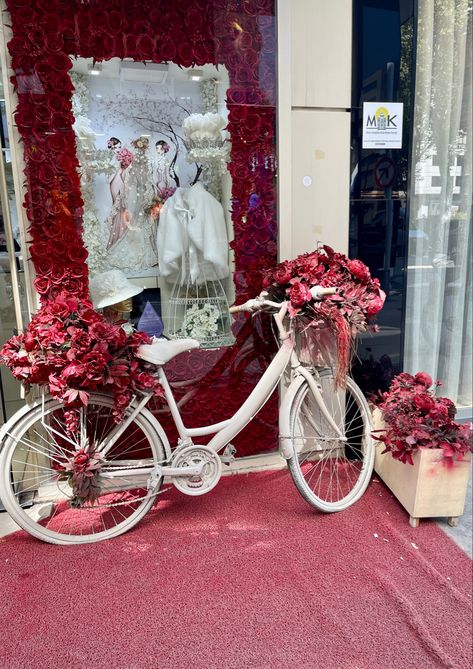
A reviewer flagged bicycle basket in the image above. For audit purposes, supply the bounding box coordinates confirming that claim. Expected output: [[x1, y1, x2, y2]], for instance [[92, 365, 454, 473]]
[[294, 317, 338, 368]]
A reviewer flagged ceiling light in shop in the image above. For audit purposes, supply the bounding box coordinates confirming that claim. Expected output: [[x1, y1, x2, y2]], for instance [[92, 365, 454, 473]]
[[88, 63, 102, 76], [120, 62, 168, 83], [189, 70, 203, 82]]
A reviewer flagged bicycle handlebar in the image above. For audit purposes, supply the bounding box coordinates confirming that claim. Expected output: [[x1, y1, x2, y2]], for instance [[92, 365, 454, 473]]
[[229, 286, 337, 314]]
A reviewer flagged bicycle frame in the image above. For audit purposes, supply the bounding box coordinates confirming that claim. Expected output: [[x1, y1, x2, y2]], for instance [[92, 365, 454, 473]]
[[100, 300, 344, 471]]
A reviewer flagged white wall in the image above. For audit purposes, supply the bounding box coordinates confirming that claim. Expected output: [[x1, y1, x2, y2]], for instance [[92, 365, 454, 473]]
[[278, 0, 352, 260]]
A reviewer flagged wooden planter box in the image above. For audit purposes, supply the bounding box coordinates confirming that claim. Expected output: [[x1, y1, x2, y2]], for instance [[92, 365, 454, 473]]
[[372, 409, 471, 527]]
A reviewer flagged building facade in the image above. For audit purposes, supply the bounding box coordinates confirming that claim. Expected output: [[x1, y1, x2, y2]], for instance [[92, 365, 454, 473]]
[[0, 0, 471, 442]]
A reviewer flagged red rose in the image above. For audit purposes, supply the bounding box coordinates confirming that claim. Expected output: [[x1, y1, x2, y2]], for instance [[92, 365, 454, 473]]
[[413, 393, 435, 412], [136, 35, 155, 59], [60, 277, 86, 296], [44, 33, 64, 53], [29, 240, 51, 262], [37, 163, 55, 185], [34, 61, 50, 82], [347, 258, 371, 283], [35, 258, 54, 276], [160, 39, 177, 61], [8, 37, 28, 57], [288, 280, 312, 308], [178, 42, 194, 67], [51, 73, 74, 93], [39, 12, 62, 34], [46, 133, 67, 153], [46, 93, 67, 113], [34, 276, 50, 295], [14, 6, 37, 24], [235, 31, 254, 50], [273, 263, 292, 285], [80, 308, 102, 326], [67, 245, 88, 264], [37, 0, 61, 11], [14, 107, 36, 129], [108, 11, 126, 32], [51, 111, 73, 131], [414, 371, 432, 388], [46, 53, 72, 73], [437, 397, 457, 419], [366, 289, 386, 316]]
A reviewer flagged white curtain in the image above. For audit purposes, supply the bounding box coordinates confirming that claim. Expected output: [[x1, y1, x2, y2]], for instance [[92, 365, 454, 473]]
[[404, 0, 472, 407]]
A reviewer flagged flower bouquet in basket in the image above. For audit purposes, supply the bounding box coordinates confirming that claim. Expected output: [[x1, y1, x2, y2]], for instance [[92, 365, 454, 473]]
[[262, 246, 386, 383], [0, 292, 164, 431], [372, 372, 472, 466]]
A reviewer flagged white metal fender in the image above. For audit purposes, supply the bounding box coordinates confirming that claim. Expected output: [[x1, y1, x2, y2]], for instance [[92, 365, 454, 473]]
[[278, 368, 345, 460], [279, 374, 306, 460]]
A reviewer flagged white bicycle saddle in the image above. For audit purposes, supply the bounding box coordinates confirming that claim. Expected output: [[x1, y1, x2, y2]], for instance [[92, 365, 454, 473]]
[[137, 338, 200, 366]]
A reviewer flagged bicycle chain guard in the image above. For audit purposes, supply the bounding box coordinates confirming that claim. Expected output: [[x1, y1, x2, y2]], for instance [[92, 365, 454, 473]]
[[171, 445, 222, 496]]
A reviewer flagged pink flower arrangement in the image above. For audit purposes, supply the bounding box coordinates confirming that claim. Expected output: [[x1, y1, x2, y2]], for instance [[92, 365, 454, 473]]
[[116, 147, 134, 169], [262, 246, 386, 382], [0, 293, 164, 426], [373, 372, 472, 465]]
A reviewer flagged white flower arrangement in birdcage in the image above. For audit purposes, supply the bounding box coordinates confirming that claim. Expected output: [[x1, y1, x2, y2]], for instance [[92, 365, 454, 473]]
[[180, 302, 221, 340]]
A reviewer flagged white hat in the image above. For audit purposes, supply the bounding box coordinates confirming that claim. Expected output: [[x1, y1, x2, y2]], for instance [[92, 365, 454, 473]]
[[89, 270, 144, 309]]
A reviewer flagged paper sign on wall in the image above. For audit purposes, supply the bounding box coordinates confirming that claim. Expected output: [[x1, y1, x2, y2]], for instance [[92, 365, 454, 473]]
[[362, 102, 403, 149]]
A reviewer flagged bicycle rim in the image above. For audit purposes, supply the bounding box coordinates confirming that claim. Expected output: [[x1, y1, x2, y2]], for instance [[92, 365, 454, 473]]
[[287, 370, 374, 512], [0, 394, 166, 545]]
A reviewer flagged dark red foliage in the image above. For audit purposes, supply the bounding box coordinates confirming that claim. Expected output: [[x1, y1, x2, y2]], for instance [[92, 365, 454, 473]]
[[373, 372, 472, 465]]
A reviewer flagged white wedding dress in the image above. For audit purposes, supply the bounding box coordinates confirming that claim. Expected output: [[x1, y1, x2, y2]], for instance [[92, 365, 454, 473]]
[[156, 182, 229, 284]]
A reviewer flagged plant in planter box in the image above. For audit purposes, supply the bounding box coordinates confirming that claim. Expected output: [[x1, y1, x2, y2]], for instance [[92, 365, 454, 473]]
[[373, 372, 472, 465]]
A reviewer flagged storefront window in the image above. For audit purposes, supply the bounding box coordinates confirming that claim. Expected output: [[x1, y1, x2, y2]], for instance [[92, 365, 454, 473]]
[[2, 0, 278, 455], [404, 0, 472, 408]]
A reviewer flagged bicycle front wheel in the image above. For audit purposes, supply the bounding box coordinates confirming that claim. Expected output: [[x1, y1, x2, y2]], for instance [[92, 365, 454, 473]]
[[287, 370, 374, 512], [0, 394, 167, 545]]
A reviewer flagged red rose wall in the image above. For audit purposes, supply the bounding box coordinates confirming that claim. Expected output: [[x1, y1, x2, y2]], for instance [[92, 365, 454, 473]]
[[5, 0, 279, 456]]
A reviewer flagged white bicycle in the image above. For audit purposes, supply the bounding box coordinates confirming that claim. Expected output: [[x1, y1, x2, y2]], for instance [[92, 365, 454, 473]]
[[0, 287, 374, 544]]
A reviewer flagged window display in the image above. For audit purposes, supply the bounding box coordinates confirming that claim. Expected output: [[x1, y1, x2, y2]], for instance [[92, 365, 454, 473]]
[[71, 57, 235, 340], [4, 0, 278, 458]]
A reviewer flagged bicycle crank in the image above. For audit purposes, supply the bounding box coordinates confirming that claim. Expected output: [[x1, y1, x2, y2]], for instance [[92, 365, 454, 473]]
[[170, 445, 222, 496]]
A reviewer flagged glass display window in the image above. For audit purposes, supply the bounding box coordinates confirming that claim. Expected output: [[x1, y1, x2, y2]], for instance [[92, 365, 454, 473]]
[[2, 0, 279, 457]]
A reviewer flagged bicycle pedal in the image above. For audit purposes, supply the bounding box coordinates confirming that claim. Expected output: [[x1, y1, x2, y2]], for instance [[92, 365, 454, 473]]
[[221, 443, 237, 465]]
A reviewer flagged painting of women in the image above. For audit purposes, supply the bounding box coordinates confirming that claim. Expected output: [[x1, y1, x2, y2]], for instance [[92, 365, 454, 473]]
[[105, 138, 134, 250]]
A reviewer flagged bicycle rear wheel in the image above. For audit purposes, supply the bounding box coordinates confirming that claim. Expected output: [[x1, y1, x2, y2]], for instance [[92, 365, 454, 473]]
[[0, 394, 167, 545], [287, 369, 374, 512]]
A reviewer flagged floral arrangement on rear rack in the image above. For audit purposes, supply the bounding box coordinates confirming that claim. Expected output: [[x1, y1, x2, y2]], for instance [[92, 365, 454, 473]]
[[262, 246, 386, 383], [372, 372, 472, 465], [0, 293, 163, 430]]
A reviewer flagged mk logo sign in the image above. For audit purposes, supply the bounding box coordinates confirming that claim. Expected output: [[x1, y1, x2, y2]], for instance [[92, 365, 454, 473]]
[[362, 102, 403, 148], [366, 114, 397, 129]]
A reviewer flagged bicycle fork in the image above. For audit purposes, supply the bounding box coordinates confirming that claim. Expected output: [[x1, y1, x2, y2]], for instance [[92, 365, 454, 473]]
[[279, 363, 346, 460]]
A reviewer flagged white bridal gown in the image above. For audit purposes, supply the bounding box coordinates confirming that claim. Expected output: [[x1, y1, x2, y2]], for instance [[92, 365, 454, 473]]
[[156, 181, 229, 284]]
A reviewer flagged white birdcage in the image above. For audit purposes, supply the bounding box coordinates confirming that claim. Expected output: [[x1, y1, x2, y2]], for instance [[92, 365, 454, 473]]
[[165, 260, 235, 349]]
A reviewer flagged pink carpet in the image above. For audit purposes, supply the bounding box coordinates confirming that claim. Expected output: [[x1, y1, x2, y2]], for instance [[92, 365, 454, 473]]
[[0, 470, 472, 669]]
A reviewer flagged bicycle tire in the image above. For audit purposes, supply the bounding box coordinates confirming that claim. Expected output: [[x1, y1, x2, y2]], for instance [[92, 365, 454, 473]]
[[0, 393, 167, 545], [287, 369, 374, 512]]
